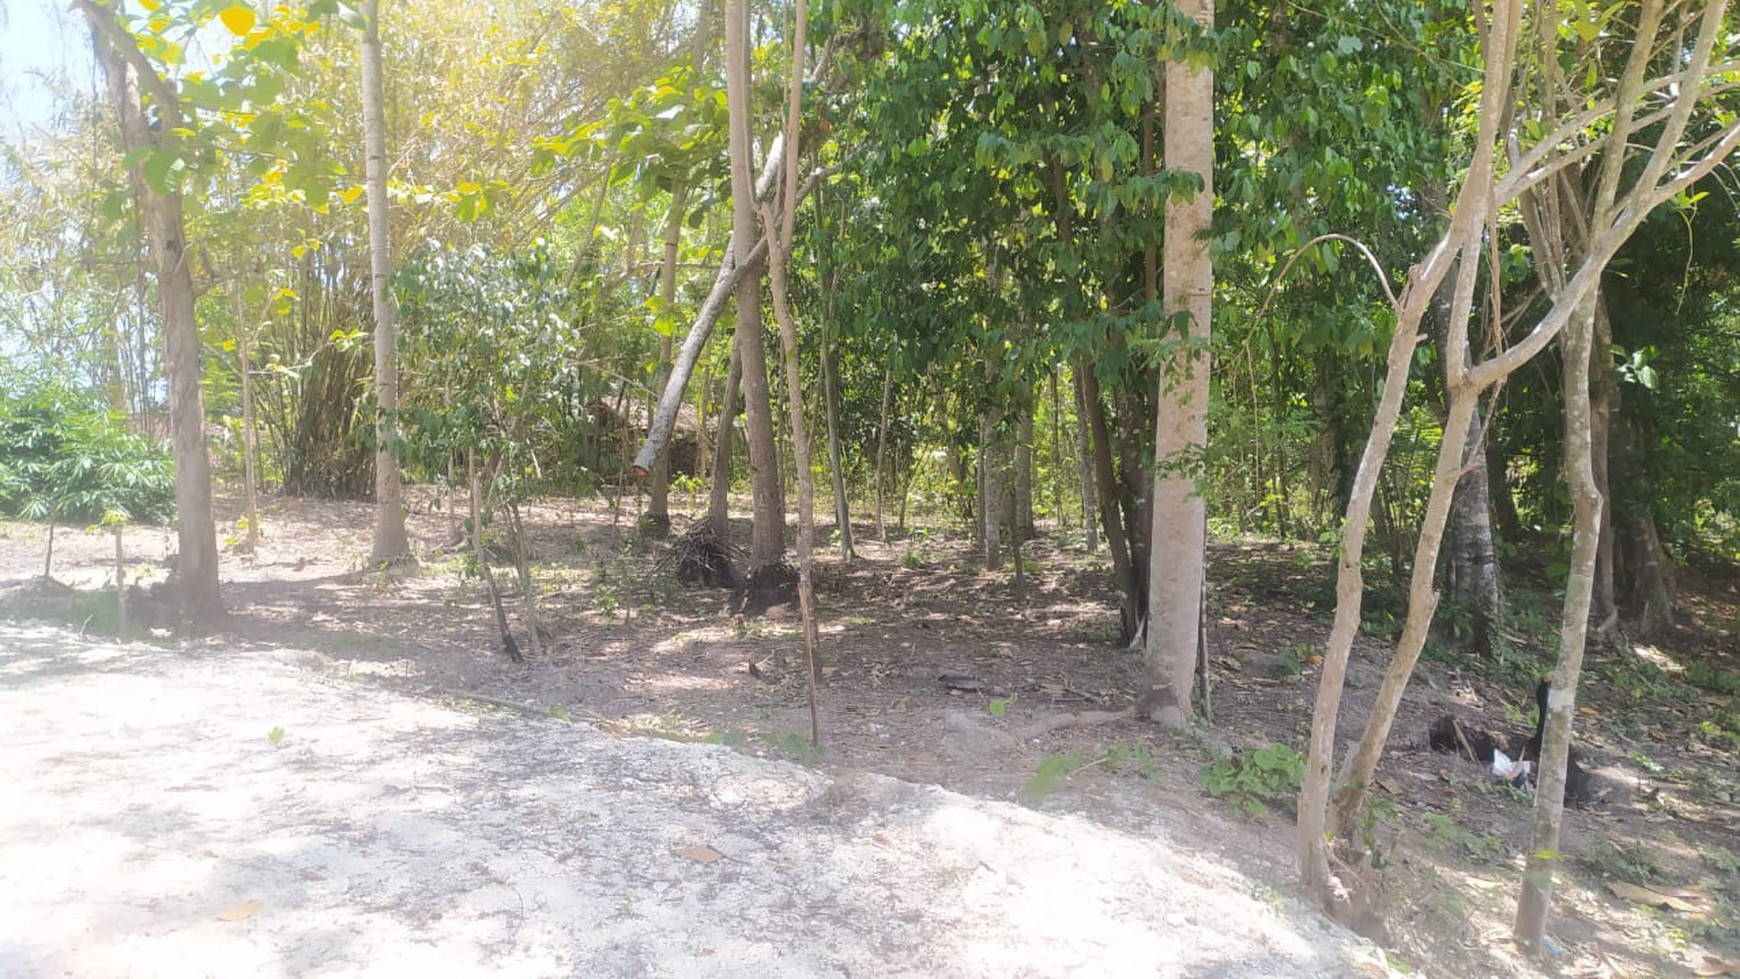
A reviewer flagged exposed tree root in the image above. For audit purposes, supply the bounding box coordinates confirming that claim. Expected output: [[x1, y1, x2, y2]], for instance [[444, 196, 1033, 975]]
[[1015, 706, 1136, 741]]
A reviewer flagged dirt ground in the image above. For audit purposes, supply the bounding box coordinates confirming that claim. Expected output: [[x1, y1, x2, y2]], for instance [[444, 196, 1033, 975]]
[[2, 488, 1737, 977], [0, 622, 1378, 978]]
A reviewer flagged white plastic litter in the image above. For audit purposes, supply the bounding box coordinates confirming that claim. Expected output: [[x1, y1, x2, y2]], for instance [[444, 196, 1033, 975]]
[[1491, 748, 1532, 782]]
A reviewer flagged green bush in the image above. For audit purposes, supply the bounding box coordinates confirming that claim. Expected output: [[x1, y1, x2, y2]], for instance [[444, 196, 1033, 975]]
[[1200, 742, 1307, 817], [0, 379, 176, 525]]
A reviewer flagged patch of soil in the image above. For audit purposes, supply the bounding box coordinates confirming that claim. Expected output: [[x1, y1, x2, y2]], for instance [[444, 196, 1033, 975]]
[[2, 489, 1737, 978]]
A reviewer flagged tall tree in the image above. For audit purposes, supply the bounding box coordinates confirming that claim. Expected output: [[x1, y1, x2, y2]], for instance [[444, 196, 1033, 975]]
[[724, 0, 784, 567], [362, 0, 410, 564], [1294, 0, 1740, 934], [1143, 0, 1214, 726], [77, 0, 224, 632]]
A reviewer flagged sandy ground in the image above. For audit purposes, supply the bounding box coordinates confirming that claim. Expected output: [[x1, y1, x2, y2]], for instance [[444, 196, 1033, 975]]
[[0, 620, 1386, 978]]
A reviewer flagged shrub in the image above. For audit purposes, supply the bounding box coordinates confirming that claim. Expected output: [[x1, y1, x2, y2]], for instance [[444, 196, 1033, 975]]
[[0, 379, 176, 525]]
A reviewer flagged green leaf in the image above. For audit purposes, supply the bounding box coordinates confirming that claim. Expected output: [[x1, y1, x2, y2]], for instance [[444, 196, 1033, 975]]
[[141, 149, 185, 194]]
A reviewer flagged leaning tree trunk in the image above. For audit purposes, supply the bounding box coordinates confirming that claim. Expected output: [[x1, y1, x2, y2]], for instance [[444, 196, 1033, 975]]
[[82, 0, 225, 633], [1144, 0, 1213, 727], [362, 0, 410, 564]]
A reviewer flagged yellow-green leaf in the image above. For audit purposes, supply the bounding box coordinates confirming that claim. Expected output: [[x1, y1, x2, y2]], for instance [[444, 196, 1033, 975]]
[[220, 6, 257, 36]]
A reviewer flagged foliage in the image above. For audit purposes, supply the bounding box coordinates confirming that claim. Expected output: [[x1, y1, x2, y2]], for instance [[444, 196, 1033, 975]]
[[1022, 751, 1084, 802], [0, 377, 175, 525], [1200, 742, 1305, 817]]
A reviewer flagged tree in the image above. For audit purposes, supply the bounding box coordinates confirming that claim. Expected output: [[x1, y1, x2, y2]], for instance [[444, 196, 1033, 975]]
[[761, 0, 821, 739], [724, 0, 783, 568], [1142, 0, 1214, 727], [362, 0, 410, 564], [77, 0, 224, 632], [1293, 0, 1740, 940]]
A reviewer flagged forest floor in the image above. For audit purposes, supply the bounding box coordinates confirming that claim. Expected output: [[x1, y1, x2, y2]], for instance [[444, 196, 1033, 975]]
[[1, 487, 1737, 977]]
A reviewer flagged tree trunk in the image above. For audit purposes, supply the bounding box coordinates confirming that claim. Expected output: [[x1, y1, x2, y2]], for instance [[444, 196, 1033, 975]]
[[1486, 429, 1524, 544], [1515, 299, 1604, 951], [761, 0, 821, 744], [725, 0, 784, 567], [234, 285, 262, 556], [1014, 402, 1035, 540], [645, 182, 690, 536], [362, 0, 410, 564], [113, 523, 128, 637], [821, 331, 853, 561], [708, 340, 743, 537], [1080, 365, 1141, 641], [1589, 301, 1618, 627], [1144, 0, 1214, 727], [873, 352, 894, 543], [1430, 253, 1502, 653], [1049, 370, 1065, 533], [1073, 370, 1099, 551], [979, 405, 1004, 570], [82, 1, 225, 633], [1610, 412, 1675, 635]]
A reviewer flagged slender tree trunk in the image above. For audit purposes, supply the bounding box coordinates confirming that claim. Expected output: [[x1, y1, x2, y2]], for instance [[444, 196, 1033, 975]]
[[362, 0, 410, 564], [1015, 402, 1035, 540], [1144, 0, 1214, 726], [113, 523, 127, 637], [234, 286, 262, 556], [821, 331, 853, 561], [82, 1, 225, 632], [709, 338, 744, 537], [1073, 370, 1099, 551], [761, 0, 821, 744], [1050, 370, 1065, 532], [1589, 301, 1618, 628], [645, 182, 690, 536], [1081, 365, 1140, 640], [1515, 299, 1603, 950], [873, 352, 894, 543], [979, 404, 1003, 569], [725, 0, 784, 567]]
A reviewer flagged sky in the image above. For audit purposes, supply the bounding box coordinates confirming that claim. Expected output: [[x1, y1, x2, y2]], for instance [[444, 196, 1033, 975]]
[[1, 0, 97, 143]]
